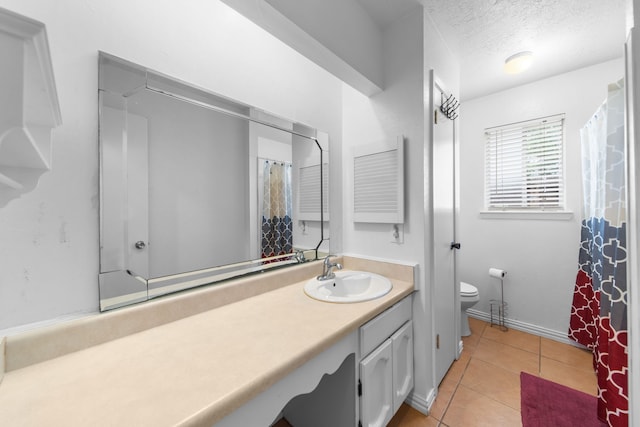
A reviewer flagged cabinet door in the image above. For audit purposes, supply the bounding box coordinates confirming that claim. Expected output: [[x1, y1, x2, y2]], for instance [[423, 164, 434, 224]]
[[360, 338, 393, 427], [391, 320, 414, 412]]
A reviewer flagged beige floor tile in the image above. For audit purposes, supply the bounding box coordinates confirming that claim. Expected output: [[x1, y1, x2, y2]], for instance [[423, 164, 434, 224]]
[[388, 403, 440, 427], [457, 348, 472, 365], [468, 317, 488, 335], [430, 371, 459, 421], [540, 337, 594, 372], [473, 338, 539, 375], [442, 385, 522, 427], [461, 318, 487, 354], [540, 356, 598, 396], [427, 326, 599, 427], [461, 333, 480, 353], [482, 326, 540, 354], [460, 358, 521, 410], [444, 352, 471, 384]]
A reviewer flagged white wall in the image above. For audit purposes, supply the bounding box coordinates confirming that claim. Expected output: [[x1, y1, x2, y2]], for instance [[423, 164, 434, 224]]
[[0, 0, 342, 331], [341, 5, 460, 412], [459, 58, 624, 338], [342, 13, 423, 260]]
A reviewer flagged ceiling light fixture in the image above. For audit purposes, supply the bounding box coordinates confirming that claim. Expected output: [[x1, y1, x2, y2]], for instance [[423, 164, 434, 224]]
[[504, 51, 533, 74]]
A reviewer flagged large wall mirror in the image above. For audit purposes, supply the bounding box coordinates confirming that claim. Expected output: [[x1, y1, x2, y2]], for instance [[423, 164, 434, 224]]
[[98, 53, 329, 311]]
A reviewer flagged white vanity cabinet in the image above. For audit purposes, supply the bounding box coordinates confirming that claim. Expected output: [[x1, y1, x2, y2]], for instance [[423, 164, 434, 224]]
[[359, 296, 414, 427], [360, 336, 394, 426], [391, 320, 414, 412]]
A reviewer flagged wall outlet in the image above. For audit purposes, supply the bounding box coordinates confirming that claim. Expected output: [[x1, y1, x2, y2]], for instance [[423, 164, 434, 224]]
[[391, 224, 404, 244]]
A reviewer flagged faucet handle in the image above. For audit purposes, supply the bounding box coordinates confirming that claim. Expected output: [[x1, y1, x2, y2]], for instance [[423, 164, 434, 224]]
[[318, 255, 341, 280], [294, 250, 306, 263]]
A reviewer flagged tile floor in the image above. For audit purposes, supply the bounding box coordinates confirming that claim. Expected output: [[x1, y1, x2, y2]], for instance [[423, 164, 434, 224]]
[[388, 317, 597, 427]]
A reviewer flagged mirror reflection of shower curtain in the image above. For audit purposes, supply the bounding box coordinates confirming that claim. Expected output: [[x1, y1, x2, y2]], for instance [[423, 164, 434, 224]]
[[261, 160, 293, 259], [568, 80, 627, 426]]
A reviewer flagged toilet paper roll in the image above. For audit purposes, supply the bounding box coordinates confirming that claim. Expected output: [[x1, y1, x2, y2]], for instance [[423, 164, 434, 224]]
[[489, 268, 506, 278]]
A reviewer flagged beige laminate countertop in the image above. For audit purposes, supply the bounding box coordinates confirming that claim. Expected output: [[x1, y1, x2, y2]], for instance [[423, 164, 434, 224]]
[[0, 268, 414, 426]]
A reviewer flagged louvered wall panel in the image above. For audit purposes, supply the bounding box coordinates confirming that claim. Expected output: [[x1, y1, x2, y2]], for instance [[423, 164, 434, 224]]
[[352, 136, 404, 223], [298, 162, 329, 221]]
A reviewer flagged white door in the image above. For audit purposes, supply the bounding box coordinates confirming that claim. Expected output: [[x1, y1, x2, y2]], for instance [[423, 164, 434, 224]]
[[431, 71, 459, 385], [360, 339, 393, 427], [391, 321, 414, 412]]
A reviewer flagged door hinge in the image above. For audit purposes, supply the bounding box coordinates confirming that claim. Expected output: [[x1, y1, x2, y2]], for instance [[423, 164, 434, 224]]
[[358, 379, 362, 396], [436, 334, 440, 349], [434, 108, 438, 124]]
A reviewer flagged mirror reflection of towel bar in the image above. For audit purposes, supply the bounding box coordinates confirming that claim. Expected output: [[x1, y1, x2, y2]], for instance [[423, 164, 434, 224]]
[[145, 84, 319, 142]]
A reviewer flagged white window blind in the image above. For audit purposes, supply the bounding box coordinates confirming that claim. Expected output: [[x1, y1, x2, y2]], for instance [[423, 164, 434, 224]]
[[485, 114, 565, 210]]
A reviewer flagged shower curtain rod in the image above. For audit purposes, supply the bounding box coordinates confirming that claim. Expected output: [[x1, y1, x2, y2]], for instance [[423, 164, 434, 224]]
[[144, 84, 319, 143]]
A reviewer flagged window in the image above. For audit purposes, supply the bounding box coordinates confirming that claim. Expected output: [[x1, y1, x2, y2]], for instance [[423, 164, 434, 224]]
[[485, 114, 565, 211]]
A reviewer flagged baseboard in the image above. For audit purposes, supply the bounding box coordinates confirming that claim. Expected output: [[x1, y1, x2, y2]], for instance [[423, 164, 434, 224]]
[[466, 309, 585, 347], [405, 387, 435, 416]]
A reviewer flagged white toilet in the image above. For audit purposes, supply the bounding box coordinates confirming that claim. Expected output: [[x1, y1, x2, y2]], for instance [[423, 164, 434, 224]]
[[460, 281, 480, 337]]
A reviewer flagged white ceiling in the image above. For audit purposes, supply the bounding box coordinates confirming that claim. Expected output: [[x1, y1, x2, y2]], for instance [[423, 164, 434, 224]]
[[358, 0, 628, 100]]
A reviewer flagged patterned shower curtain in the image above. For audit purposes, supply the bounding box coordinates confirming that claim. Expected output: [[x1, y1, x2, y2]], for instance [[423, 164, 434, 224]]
[[568, 80, 628, 426], [261, 161, 293, 260]]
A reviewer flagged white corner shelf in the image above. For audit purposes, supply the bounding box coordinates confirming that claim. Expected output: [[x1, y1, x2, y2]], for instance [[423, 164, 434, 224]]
[[0, 7, 62, 207]]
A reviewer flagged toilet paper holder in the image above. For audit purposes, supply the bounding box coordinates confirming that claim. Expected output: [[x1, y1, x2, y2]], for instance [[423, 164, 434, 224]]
[[489, 268, 508, 332]]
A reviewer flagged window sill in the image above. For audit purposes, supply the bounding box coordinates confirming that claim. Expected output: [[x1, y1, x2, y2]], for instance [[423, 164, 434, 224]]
[[479, 211, 574, 221]]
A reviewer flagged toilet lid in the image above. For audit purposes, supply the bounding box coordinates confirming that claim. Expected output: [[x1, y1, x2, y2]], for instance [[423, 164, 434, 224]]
[[461, 282, 478, 296]]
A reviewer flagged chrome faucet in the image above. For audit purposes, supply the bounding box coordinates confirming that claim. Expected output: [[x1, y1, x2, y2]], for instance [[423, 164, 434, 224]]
[[317, 255, 343, 281], [294, 250, 306, 263]]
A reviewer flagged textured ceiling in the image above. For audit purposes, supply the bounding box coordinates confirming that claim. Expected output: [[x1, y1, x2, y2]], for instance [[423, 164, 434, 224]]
[[358, 0, 628, 100]]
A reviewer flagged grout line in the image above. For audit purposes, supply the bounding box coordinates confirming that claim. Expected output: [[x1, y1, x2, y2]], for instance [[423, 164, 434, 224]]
[[444, 320, 597, 424], [436, 340, 475, 425], [440, 340, 525, 422], [538, 335, 542, 376], [437, 368, 465, 425]]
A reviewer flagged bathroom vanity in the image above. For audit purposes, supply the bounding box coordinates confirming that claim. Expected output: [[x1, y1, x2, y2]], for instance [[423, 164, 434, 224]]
[[0, 52, 416, 426], [0, 256, 415, 426]]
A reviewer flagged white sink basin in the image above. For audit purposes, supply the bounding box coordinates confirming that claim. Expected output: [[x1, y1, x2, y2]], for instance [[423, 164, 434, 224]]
[[304, 270, 393, 303]]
